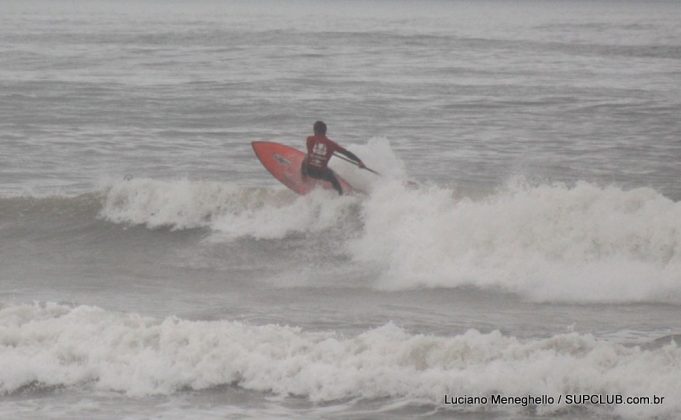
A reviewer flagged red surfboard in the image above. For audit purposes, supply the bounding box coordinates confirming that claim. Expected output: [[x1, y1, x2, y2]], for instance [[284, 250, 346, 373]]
[[252, 141, 354, 195]]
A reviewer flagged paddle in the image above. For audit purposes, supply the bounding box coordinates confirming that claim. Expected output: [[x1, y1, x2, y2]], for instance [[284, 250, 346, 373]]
[[333, 153, 381, 175], [333, 152, 419, 189]]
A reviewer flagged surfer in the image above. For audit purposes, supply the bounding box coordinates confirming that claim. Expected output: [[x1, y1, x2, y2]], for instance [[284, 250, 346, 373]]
[[301, 121, 366, 195]]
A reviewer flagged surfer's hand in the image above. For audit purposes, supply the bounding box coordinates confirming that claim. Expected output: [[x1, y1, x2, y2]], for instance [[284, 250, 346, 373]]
[[358, 161, 366, 169]]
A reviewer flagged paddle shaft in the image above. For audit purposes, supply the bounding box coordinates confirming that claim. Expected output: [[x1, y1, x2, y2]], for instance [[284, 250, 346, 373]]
[[334, 152, 421, 188], [333, 153, 380, 175]]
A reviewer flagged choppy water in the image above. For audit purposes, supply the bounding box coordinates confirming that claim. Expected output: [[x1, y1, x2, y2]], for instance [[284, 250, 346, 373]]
[[1, 0, 681, 418]]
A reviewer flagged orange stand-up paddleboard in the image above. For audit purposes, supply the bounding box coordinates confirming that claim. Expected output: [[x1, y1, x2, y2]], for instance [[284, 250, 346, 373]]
[[252, 141, 354, 195]]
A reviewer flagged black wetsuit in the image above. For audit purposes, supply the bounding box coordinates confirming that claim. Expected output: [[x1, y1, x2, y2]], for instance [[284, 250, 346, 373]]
[[301, 161, 343, 195]]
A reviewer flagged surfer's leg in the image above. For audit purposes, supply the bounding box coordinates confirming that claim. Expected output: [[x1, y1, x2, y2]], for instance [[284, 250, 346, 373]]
[[323, 169, 343, 195], [305, 166, 343, 195]]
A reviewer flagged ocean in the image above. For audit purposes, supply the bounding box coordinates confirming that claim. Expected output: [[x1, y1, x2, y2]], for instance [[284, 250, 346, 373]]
[[1, 0, 681, 418]]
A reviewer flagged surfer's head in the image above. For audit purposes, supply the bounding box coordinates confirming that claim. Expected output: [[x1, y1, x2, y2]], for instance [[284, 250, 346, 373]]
[[313, 121, 327, 136]]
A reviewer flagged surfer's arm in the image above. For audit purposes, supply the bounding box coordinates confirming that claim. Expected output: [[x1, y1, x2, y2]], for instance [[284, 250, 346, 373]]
[[335, 148, 366, 168]]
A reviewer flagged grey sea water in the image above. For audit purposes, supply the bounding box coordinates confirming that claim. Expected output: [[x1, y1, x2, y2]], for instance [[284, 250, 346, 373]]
[[1, 0, 681, 418]]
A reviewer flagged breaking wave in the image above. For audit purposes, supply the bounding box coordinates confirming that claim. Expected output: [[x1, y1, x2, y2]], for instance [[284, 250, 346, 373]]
[[4, 158, 681, 304], [351, 179, 681, 303], [0, 302, 679, 419], [98, 177, 360, 239]]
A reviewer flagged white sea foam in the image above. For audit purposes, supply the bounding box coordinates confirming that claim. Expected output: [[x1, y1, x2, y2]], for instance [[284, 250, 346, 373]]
[[209, 189, 358, 240], [98, 172, 681, 303], [99, 178, 294, 232], [350, 179, 681, 303], [0, 302, 678, 419], [99, 177, 360, 239]]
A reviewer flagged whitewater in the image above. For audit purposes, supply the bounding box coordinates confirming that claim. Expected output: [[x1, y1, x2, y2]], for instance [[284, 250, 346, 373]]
[[2, 0, 681, 418]]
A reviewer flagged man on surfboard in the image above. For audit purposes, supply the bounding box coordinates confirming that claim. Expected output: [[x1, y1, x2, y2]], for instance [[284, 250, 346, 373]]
[[301, 121, 366, 195]]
